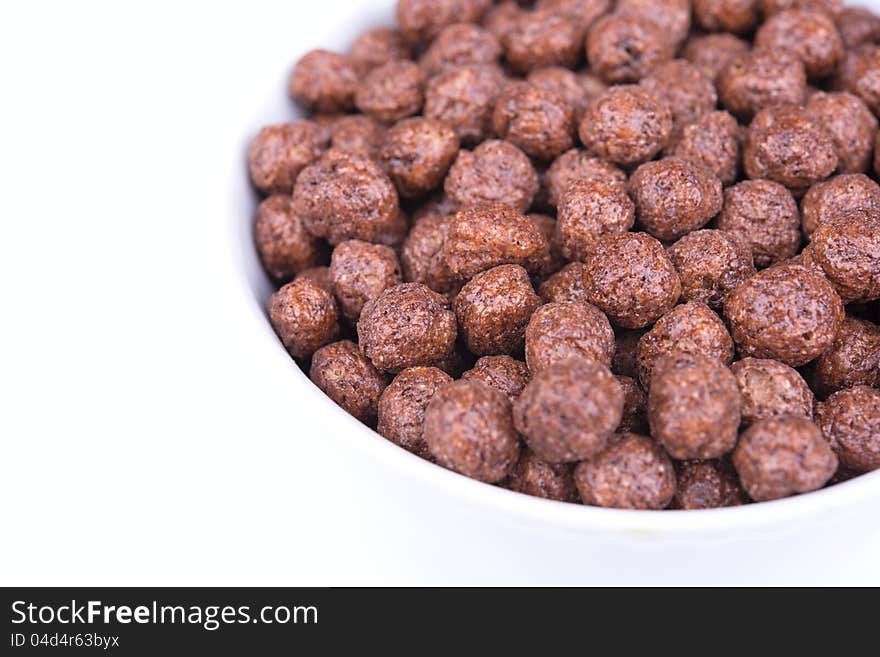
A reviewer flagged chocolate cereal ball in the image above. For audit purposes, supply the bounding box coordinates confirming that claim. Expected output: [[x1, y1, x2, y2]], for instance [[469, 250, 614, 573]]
[[423, 379, 520, 483], [358, 283, 457, 373], [396, 0, 492, 45], [803, 210, 880, 303], [730, 357, 814, 426], [724, 264, 844, 366], [293, 149, 400, 246], [574, 433, 676, 509], [717, 48, 806, 120], [507, 449, 579, 502], [309, 340, 388, 424], [648, 353, 742, 459], [514, 357, 624, 463], [289, 50, 358, 114], [583, 232, 681, 329], [525, 302, 616, 373], [579, 85, 673, 167], [630, 158, 723, 242], [329, 240, 402, 322], [637, 302, 735, 390], [424, 64, 505, 144], [255, 195, 327, 283], [682, 32, 751, 82], [420, 23, 501, 75], [617, 0, 692, 47], [754, 9, 843, 80], [536, 0, 612, 33], [545, 149, 627, 209], [401, 215, 455, 294], [717, 180, 801, 267], [492, 82, 575, 161], [556, 178, 635, 262], [668, 111, 742, 186], [733, 416, 837, 501], [617, 375, 649, 434], [461, 355, 531, 405], [355, 61, 426, 123], [836, 7, 880, 50], [640, 60, 718, 133], [761, 0, 841, 17], [329, 115, 386, 160], [349, 27, 413, 77], [377, 366, 453, 458], [801, 173, 880, 238], [694, 0, 760, 34], [503, 8, 584, 74], [527, 67, 606, 123], [482, 1, 524, 42], [445, 141, 539, 213], [248, 121, 329, 195], [586, 14, 675, 84], [269, 277, 340, 360], [673, 459, 748, 510], [811, 317, 880, 396], [442, 203, 549, 280], [666, 230, 756, 309], [816, 386, 880, 472], [538, 262, 591, 305], [805, 93, 877, 174], [454, 265, 541, 355], [836, 46, 880, 116], [379, 117, 459, 199]]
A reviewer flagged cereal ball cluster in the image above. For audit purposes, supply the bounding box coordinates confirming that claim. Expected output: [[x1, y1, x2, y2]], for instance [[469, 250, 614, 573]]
[[254, 0, 880, 509]]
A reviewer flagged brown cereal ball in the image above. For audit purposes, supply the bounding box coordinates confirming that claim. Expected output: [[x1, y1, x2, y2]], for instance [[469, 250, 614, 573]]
[[507, 449, 579, 503], [524, 302, 616, 373], [536, 0, 612, 33], [730, 357, 814, 426], [255, 195, 327, 283], [443, 203, 549, 281], [682, 33, 751, 82], [803, 210, 880, 303], [349, 28, 413, 77], [377, 366, 453, 458], [617, 0, 692, 47], [544, 149, 627, 209], [556, 179, 635, 262], [579, 85, 673, 167], [527, 67, 606, 123], [640, 60, 718, 133], [420, 23, 502, 75], [492, 83, 575, 161], [586, 14, 675, 84], [358, 283, 457, 373], [613, 330, 644, 379], [444, 141, 539, 212], [295, 266, 333, 293], [717, 180, 801, 268], [289, 50, 358, 114], [454, 265, 541, 355], [293, 150, 400, 246], [309, 340, 388, 424], [396, 0, 492, 45], [355, 61, 426, 123], [733, 416, 837, 501], [461, 355, 531, 405], [724, 263, 844, 366], [838, 45, 880, 112], [630, 158, 723, 242], [503, 8, 584, 74], [666, 230, 756, 309], [811, 317, 880, 396], [574, 433, 676, 509], [667, 111, 742, 187], [269, 277, 340, 360], [329, 240, 402, 322], [424, 65, 505, 145], [761, 0, 841, 17], [648, 353, 741, 459], [836, 7, 880, 50], [248, 121, 329, 195], [329, 115, 386, 160], [401, 215, 455, 294], [801, 173, 880, 238], [694, 0, 760, 34], [538, 262, 590, 305], [674, 459, 748, 509], [754, 10, 843, 80], [816, 386, 880, 472], [717, 48, 806, 121], [528, 213, 566, 277], [483, 2, 524, 42], [637, 302, 735, 390], [805, 92, 877, 174], [423, 379, 520, 483], [582, 232, 681, 329], [379, 118, 459, 199], [514, 357, 624, 463], [617, 375, 649, 434]]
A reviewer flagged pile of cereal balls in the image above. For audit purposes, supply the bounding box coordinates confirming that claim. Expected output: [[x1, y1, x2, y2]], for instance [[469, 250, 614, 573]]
[[252, 0, 880, 510]]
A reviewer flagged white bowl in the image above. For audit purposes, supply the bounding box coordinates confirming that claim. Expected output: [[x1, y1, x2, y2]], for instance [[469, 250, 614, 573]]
[[234, 0, 880, 584]]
